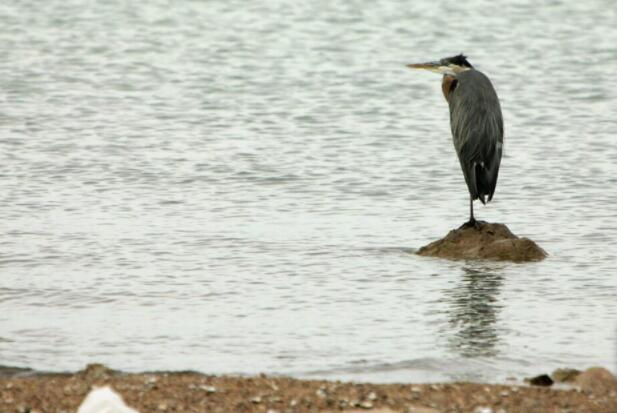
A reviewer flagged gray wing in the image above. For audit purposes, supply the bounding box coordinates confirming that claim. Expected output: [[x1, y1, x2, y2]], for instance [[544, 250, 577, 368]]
[[448, 70, 503, 203]]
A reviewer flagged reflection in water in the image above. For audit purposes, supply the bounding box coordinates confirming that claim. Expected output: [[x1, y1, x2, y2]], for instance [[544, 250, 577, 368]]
[[445, 265, 504, 358]]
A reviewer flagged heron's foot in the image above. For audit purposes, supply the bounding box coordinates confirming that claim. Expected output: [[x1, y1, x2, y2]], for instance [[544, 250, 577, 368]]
[[459, 219, 485, 230]]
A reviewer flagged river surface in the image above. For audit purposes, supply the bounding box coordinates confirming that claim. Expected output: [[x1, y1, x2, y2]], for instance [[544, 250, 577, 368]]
[[1, 0, 616, 383]]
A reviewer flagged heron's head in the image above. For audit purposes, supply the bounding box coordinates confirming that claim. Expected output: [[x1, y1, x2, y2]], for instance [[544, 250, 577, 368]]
[[406, 54, 473, 76]]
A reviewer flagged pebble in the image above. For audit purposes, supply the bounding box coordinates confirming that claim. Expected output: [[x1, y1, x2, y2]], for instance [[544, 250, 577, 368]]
[[405, 406, 441, 413], [366, 391, 378, 401], [527, 374, 554, 387], [200, 385, 217, 394], [250, 396, 262, 404], [359, 401, 374, 409], [552, 368, 581, 383]]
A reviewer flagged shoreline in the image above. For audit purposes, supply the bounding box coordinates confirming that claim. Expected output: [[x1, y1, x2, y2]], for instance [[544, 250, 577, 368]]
[[1, 364, 616, 413]]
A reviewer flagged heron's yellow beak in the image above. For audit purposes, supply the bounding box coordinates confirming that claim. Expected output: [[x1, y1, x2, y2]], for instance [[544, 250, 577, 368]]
[[406, 62, 439, 70], [406, 61, 456, 76]]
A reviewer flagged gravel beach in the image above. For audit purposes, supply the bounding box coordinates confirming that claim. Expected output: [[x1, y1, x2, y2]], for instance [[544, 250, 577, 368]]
[[1, 364, 616, 413]]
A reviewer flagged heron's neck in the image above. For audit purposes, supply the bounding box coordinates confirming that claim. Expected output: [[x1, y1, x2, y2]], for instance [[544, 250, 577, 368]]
[[451, 65, 472, 74], [442, 75, 457, 102]]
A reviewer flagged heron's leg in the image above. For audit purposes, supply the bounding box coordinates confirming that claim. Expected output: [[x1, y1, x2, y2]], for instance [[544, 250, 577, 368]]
[[458, 198, 478, 229]]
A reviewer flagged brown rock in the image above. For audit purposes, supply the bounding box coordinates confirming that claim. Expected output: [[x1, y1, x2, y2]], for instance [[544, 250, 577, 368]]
[[526, 374, 554, 387], [552, 368, 581, 383], [76, 364, 116, 381], [417, 222, 547, 262], [573, 367, 617, 395]]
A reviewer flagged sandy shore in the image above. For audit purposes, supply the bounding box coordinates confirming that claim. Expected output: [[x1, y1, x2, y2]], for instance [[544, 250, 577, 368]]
[[1, 364, 616, 413]]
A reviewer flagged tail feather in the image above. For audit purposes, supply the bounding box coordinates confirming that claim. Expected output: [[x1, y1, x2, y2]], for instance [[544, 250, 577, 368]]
[[474, 161, 497, 204]]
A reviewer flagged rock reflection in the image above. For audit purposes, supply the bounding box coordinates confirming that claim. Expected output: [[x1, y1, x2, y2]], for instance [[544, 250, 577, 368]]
[[446, 264, 504, 358]]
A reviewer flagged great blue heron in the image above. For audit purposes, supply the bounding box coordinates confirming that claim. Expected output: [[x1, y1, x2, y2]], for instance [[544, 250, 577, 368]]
[[407, 54, 503, 227]]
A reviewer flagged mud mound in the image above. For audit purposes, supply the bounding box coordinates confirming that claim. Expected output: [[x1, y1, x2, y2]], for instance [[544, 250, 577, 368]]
[[417, 222, 547, 262]]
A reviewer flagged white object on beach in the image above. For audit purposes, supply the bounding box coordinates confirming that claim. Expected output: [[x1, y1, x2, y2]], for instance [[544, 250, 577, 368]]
[[77, 386, 140, 413]]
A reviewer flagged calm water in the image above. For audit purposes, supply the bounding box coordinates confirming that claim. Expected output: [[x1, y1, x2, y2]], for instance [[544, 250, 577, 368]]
[[1, 0, 616, 383]]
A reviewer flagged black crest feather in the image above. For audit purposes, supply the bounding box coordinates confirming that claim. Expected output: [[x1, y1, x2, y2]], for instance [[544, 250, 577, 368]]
[[442, 54, 473, 68]]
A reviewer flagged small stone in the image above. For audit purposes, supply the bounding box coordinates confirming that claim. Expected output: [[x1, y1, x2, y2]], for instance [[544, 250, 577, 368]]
[[200, 385, 217, 394], [526, 374, 554, 387], [499, 391, 509, 397], [79, 363, 114, 380], [405, 406, 441, 413], [250, 396, 262, 404], [410, 386, 422, 393], [552, 368, 581, 383], [473, 407, 493, 413], [359, 401, 374, 409], [316, 388, 327, 398], [289, 399, 298, 407], [157, 402, 167, 411], [366, 391, 378, 401]]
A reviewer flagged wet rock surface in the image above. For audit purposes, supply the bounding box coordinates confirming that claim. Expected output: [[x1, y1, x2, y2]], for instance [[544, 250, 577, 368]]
[[417, 222, 547, 262], [574, 367, 617, 396], [1, 364, 616, 413], [551, 368, 581, 383], [525, 374, 554, 387]]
